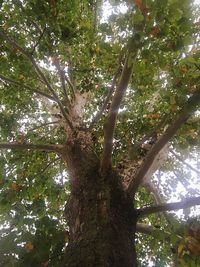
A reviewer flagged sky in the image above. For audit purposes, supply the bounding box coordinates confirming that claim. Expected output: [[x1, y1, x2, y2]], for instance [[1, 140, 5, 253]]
[[102, 0, 200, 23]]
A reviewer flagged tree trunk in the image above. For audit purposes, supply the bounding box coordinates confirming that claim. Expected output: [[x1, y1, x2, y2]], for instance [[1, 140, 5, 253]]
[[62, 137, 138, 267]]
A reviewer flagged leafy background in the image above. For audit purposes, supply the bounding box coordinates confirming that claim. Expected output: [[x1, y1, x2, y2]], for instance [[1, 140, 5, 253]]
[[0, 0, 200, 266]]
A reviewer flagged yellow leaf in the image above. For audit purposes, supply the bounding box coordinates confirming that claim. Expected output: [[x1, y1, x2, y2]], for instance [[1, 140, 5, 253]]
[[151, 26, 161, 36], [2, 23, 8, 30], [11, 182, 18, 191], [170, 104, 177, 112], [95, 46, 100, 54], [181, 67, 188, 74], [170, 96, 176, 105], [188, 129, 197, 138], [186, 236, 200, 255], [178, 242, 185, 257], [134, 0, 143, 9], [19, 75, 25, 81], [25, 241, 34, 252]]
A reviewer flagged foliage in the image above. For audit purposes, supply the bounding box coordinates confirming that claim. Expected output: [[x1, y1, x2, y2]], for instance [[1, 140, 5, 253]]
[[0, 0, 200, 266]]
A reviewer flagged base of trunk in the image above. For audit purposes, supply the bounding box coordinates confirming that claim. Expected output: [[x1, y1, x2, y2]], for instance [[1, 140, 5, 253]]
[[64, 226, 137, 267], [63, 172, 137, 267], [63, 141, 138, 267]]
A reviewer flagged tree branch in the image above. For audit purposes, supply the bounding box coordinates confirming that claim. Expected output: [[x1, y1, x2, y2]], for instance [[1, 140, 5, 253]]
[[100, 52, 136, 174], [0, 29, 74, 131], [170, 149, 200, 175], [88, 67, 121, 131], [31, 27, 46, 54], [28, 121, 60, 132], [0, 74, 55, 101], [138, 114, 169, 145], [92, 0, 98, 34], [32, 156, 62, 179], [136, 223, 172, 241], [0, 142, 63, 153], [53, 58, 69, 102], [65, 75, 76, 99], [138, 196, 200, 217], [143, 179, 179, 227], [127, 89, 200, 196], [173, 170, 199, 195]]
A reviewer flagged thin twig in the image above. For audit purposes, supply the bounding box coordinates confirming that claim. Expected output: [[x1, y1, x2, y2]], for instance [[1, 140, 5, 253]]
[[31, 27, 46, 55], [170, 149, 200, 175], [0, 74, 55, 101], [28, 120, 60, 132], [0, 142, 63, 153], [194, 63, 200, 71], [37, 156, 61, 177], [173, 170, 199, 195]]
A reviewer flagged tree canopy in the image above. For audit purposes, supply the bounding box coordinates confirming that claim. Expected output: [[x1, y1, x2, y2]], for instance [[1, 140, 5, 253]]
[[0, 0, 200, 266]]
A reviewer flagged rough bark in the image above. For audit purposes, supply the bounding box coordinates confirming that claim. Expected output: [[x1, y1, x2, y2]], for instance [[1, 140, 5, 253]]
[[62, 136, 138, 267]]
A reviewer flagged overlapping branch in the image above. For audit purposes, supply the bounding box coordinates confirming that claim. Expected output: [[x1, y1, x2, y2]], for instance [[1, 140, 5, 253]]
[[138, 196, 200, 217], [100, 53, 135, 174], [31, 27, 46, 54], [53, 58, 69, 102], [33, 156, 62, 178], [65, 75, 76, 99], [0, 142, 63, 153], [0, 74, 54, 101], [89, 67, 121, 130], [170, 149, 200, 175], [127, 89, 200, 196], [0, 29, 73, 130]]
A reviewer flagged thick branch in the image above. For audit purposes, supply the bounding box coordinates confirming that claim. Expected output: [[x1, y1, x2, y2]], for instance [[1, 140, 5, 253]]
[[170, 149, 200, 175], [0, 30, 73, 130], [143, 179, 178, 227], [136, 223, 172, 241], [138, 196, 200, 217], [89, 67, 121, 130], [0, 142, 63, 153], [128, 89, 200, 196], [136, 223, 157, 235], [0, 74, 55, 101], [101, 53, 135, 174]]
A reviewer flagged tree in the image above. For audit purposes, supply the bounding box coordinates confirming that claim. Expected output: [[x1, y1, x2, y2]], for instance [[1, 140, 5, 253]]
[[0, 0, 200, 266]]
